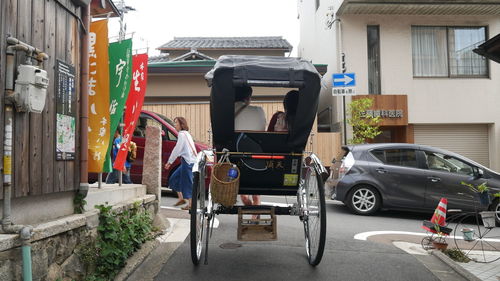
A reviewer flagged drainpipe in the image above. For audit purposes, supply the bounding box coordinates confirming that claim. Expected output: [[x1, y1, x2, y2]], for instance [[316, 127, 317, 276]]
[[79, 4, 90, 197], [3, 43, 28, 233], [20, 227, 32, 281]]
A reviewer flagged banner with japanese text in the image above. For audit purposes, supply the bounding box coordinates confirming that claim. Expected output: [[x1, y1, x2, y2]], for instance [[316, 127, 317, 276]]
[[88, 20, 110, 173], [103, 39, 133, 172], [114, 54, 149, 171]]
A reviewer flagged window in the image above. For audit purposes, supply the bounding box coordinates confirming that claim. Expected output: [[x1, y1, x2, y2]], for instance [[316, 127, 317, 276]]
[[367, 25, 381, 94], [371, 149, 418, 168], [424, 151, 474, 176], [135, 114, 177, 141], [412, 26, 487, 77]]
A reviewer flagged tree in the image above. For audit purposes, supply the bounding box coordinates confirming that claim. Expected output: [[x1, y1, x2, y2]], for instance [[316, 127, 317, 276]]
[[347, 98, 381, 144]]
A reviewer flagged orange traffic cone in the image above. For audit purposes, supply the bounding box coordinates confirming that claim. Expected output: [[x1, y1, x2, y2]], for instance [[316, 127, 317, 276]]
[[431, 198, 448, 227]]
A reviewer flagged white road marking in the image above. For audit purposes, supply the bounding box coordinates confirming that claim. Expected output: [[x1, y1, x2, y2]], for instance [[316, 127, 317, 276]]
[[260, 201, 293, 207], [354, 231, 427, 241], [354, 230, 500, 243], [160, 206, 181, 210]]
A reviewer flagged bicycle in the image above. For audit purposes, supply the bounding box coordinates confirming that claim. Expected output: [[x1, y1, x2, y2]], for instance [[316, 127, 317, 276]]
[[452, 209, 500, 263]]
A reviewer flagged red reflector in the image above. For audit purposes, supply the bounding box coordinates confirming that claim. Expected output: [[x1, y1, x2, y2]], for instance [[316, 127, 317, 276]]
[[251, 155, 285, 159]]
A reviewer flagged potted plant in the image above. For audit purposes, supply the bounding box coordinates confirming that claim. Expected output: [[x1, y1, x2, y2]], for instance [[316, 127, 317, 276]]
[[461, 181, 490, 206], [431, 214, 448, 251], [480, 211, 496, 228], [461, 228, 475, 241], [432, 229, 448, 251]]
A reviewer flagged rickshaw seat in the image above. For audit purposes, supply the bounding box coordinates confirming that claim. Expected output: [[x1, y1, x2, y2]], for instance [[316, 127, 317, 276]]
[[226, 132, 303, 196]]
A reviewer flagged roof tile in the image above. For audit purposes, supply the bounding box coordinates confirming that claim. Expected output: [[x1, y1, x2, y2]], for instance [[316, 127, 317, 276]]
[[158, 36, 292, 51]]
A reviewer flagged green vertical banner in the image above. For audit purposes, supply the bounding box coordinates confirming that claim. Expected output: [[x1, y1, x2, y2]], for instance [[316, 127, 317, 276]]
[[103, 39, 133, 172]]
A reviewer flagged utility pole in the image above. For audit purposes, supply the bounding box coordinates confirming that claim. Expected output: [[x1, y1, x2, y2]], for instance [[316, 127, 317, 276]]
[[341, 53, 347, 145]]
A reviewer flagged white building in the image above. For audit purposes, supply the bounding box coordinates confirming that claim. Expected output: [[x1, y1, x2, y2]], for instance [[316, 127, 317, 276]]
[[298, 0, 500, 170]]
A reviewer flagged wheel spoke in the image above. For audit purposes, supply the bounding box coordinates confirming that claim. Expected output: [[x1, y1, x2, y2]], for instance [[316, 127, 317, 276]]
[[299, 166, 326, 266]]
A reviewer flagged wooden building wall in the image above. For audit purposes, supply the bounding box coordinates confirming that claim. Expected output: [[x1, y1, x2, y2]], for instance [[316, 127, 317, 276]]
[[0, 0, 81, 198], [143, 102, 342, 166]]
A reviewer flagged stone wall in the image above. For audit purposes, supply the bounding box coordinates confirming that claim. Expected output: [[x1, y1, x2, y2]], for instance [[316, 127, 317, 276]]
[[0, 195, 158, 280]]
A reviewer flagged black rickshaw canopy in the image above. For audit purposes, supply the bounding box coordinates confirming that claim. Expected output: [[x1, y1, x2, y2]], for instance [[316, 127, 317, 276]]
[[205, 55, 322, 153]]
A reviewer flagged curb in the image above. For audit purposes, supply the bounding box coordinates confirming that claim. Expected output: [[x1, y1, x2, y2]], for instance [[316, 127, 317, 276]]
[[431, 250, 482, 281], [114, 213, 173, 281], [115, 238, 161, 281], [116, 217, 191, 281]]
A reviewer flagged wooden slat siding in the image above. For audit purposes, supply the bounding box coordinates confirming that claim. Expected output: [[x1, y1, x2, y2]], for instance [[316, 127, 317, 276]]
[[143, 102, 342, 166], [42, 0, 56, 195], [15, 0, 32, 197], [315, 132, 342, 166], [64, 0, 76, 191], [54, 0, 66, 192], [29, 0, 45, 196], [0, 0, 8, 200]]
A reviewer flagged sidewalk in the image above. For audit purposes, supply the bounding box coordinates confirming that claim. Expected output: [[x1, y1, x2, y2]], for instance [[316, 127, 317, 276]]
[[455, 251, 500, 281], [117, 207, 191, 281], [394, 240, 500, 281]]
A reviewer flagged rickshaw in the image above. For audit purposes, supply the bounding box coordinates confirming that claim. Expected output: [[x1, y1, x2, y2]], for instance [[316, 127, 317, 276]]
[[191, 55, 327, 266]]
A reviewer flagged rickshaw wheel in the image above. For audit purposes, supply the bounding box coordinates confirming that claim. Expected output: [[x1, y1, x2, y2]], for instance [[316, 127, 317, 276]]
[[190, 171, 206, 265], [301, 165, 327, 266]]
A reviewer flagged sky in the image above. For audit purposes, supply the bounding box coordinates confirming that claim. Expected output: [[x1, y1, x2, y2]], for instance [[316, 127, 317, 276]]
[[108, 0, 300, 57]]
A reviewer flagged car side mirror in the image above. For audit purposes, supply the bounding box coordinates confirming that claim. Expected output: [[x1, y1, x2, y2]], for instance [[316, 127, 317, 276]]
[[471, 167, 484, 180]]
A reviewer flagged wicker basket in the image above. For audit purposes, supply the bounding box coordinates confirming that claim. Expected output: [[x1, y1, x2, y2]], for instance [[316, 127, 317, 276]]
[[211, 162, 240, 207]]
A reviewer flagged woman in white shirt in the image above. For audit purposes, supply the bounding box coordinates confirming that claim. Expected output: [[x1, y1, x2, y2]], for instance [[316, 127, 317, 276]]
[[234, 85, 266, 208], [164, 117, 197, 210]]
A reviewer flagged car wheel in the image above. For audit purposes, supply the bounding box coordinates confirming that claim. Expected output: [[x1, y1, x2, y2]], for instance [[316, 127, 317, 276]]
[[490, 199, 500, 226], [347, 185, 381, 215]]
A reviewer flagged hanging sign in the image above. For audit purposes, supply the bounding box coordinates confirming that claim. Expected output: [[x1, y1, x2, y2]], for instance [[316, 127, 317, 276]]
[[55, 60, 76, 160], [88, 19, 110, 173], [113, 54, 149, 171], [103, 39, 133, 172]]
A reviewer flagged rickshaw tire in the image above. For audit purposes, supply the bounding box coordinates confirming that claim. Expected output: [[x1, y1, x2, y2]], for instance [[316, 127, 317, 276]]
[[306, 166, 327, 266], [190, 171, 203, 265]]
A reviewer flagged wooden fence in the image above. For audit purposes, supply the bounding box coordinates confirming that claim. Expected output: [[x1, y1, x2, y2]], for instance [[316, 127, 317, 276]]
[[143, 102, 342, 166], [0, 0, 81, 198]]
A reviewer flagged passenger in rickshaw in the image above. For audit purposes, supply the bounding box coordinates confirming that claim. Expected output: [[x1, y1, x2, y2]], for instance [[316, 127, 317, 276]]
[[267, 90, 299, 132], [234, 85, 266, 131], [234, 85, 266, 208]]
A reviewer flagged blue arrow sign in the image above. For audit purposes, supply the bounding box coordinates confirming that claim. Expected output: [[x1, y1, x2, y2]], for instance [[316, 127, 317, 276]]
[[332, 73, 356, 87]]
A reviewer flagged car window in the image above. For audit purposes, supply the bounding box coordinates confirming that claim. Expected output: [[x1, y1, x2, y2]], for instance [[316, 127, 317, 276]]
[[155, 113, 176, 127], [371, 149, 418, 168], [424, 151, 474, 176], [134, 114, 177, 141]]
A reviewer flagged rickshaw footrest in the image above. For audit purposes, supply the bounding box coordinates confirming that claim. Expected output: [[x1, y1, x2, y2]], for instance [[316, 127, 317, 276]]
[[237, 207, 277, 241]]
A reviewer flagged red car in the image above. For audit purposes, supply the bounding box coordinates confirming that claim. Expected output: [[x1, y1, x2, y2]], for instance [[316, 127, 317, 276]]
[[89, 110, 211, 190]]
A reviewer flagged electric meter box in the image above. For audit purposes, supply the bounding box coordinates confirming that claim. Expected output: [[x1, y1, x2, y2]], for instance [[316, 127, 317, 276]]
[[13, 64, 49, 113]]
